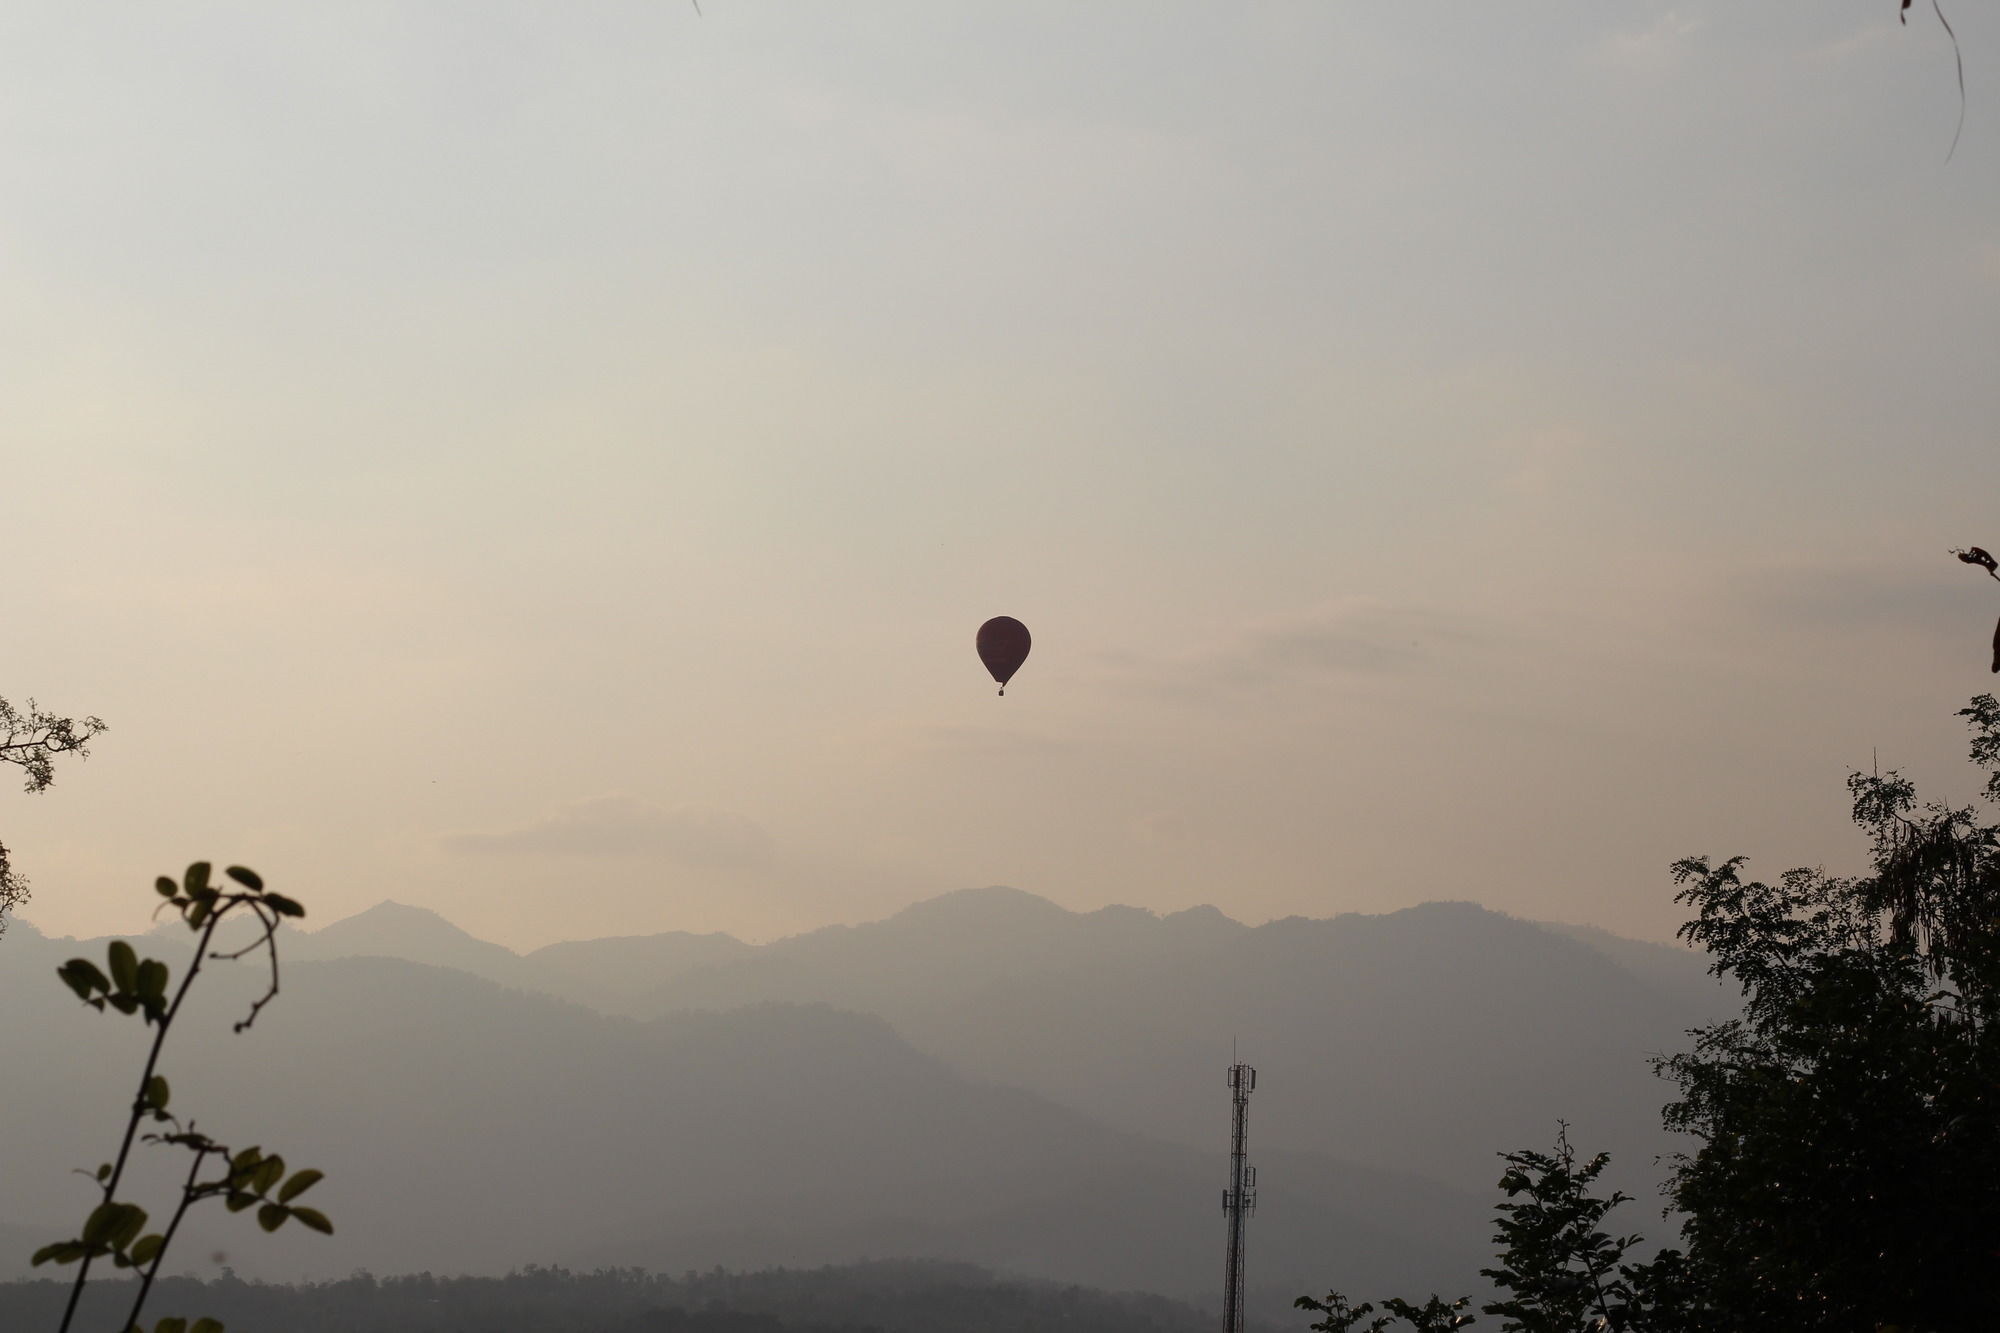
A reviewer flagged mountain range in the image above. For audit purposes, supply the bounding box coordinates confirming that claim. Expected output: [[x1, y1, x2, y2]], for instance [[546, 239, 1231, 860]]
[[290, 888, 1732, 1188], [0, 889, 1735, 1319]]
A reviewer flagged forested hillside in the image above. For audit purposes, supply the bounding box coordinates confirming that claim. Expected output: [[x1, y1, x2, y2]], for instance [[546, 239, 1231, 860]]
[[0, 1260, 1227, 1333]]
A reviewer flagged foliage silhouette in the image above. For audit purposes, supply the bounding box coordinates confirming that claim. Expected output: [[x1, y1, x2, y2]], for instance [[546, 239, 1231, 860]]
[[1297, 1290, 1476, 1333], [1475, 1126, 1676, 1333], [1654, 701, 2000, 1330], [35, 862, 329, 1333], [1307, 697, 2000, 1331], [1300, 1125, 1671, 1333], [0, 696, 106, 933]]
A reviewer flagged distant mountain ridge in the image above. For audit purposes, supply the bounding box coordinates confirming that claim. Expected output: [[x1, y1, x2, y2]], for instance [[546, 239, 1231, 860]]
[[0, 931, 1482, 1320], [615, 890, 1730, 1194], [72, 898, 762, 1006], [29, 887, 1735, 1214]]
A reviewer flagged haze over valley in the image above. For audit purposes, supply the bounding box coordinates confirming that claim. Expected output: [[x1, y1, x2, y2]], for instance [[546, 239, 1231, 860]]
[[1, 889, 1731, 1319]]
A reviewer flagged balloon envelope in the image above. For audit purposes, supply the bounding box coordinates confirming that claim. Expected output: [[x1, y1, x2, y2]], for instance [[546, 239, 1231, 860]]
[[977, 616, 1032, 692]]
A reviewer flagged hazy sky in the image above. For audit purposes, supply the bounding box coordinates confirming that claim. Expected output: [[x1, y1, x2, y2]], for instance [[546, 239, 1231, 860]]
[[6, 1, 1999, 949]]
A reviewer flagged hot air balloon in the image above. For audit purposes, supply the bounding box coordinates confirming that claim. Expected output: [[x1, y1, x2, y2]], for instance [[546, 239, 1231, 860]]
[[977, 616, 1031, 696]]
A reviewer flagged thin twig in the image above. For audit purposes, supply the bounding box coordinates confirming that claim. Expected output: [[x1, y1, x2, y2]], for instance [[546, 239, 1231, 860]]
[[228, 902, 284, 1033], [123, 1140, 216, 1331], [1935, 0, 1966, 162]]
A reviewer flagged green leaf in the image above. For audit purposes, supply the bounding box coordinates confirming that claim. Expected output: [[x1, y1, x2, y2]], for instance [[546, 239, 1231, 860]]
[[288, 1206, 333, 1235], [252, 1155, 284, 1195], [231, 1145, 262, 1171], [108, 994, 139, 1015], [183, 862, 212, 897], [82, 1202, 124, 1245], [107, 941, 138, 992], [96, 1163, 113, 1182], [261, 893, 305, 919], [155, 876, 179, 898], [225, 866, 263, 891], [109, 1204, 148, 1250], [145, 1075, 170, 1111], [190, 1319, 225, 1333], [32, 1241, 85, 1266], [137, 959, 169, 999], [155, 1319, 189, 1333], [224, 1192, 257, 1213], [185, 899, 212, 930], [256, 1203, 288, 1232], [59, 959, 110, 1001], [277, 1169, 324, 1203], [129, 1233, 164, 1267]]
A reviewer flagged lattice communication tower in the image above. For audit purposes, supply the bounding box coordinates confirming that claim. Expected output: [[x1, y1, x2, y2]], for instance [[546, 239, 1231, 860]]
[[1222, 1061, 1257, 1333]]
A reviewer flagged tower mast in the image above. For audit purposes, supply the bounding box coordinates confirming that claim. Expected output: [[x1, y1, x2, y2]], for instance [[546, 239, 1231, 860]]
[[1222, 1060, 1257, 1333]]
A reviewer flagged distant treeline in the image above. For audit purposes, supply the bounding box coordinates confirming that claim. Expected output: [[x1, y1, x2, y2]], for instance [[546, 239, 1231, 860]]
[[0, 1258, 1221, 1333]]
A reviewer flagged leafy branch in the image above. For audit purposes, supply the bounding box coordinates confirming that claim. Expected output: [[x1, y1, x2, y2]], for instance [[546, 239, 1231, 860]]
[[34, 862, 329, 1333], [0, 694, 107, 931]]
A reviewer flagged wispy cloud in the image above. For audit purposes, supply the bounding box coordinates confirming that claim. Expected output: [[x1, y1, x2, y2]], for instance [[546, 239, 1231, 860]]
[[1488, 425, 1600, 500], [1098, 599, 1483, 701], [1590, 10, 1705, 73], [444, 798, 776, 866], [1698, 556, 1988, 672]]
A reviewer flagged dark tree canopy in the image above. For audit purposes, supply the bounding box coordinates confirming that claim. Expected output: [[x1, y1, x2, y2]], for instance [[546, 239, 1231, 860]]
[[1655, 697, 2000, 1331]]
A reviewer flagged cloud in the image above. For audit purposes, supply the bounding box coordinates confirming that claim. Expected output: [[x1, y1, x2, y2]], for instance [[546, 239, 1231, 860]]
[[1099, 599, 1482, 701], [1590, 10, 1705, 73], [1720, 559, 1973, 639], [1243, 602, 1448, 677], [895, 723, 1077, 760], [443, 798, 776, 866], [1488, 425, 1600, 500], [1799, 24, 1890, 68]]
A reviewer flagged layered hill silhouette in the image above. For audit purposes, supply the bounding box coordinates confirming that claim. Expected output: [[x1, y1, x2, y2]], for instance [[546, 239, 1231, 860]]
[[4, 888, 1732, 1314], [638, 890, 1734, 1193], [497, 887, 1727, 1193], [0, 922, 1480, 1321], [275, 901, 754, 1009]]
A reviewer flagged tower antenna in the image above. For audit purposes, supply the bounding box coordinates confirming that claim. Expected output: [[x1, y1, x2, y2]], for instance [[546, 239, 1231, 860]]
[[1222, 1058, 1257, 1333]]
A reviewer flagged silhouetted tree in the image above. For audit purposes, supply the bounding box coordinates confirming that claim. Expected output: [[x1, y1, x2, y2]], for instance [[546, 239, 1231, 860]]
[[1653, 698, 2000, 1331], [0, 694, 106, 932], [1300, 1124, 1682, 1333], [1308, 698, 2000, 1332], [1477, 1125, 1700, 1333], [1296, 1292, 1476, 1333]]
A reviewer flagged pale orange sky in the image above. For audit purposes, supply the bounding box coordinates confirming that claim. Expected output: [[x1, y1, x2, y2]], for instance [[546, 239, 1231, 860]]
[[6, 2, 1999, 950]]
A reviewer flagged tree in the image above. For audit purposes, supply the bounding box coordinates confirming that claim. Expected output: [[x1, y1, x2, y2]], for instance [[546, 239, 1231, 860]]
[[1305, 696, 2000, 1333], [0, 695, 107, 932], [1477, 1126, 1661, 1333], [35, 861, 328, 1333], [1654, 697, 2000, 1331], [1296, 1291, 1477, 1333]]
